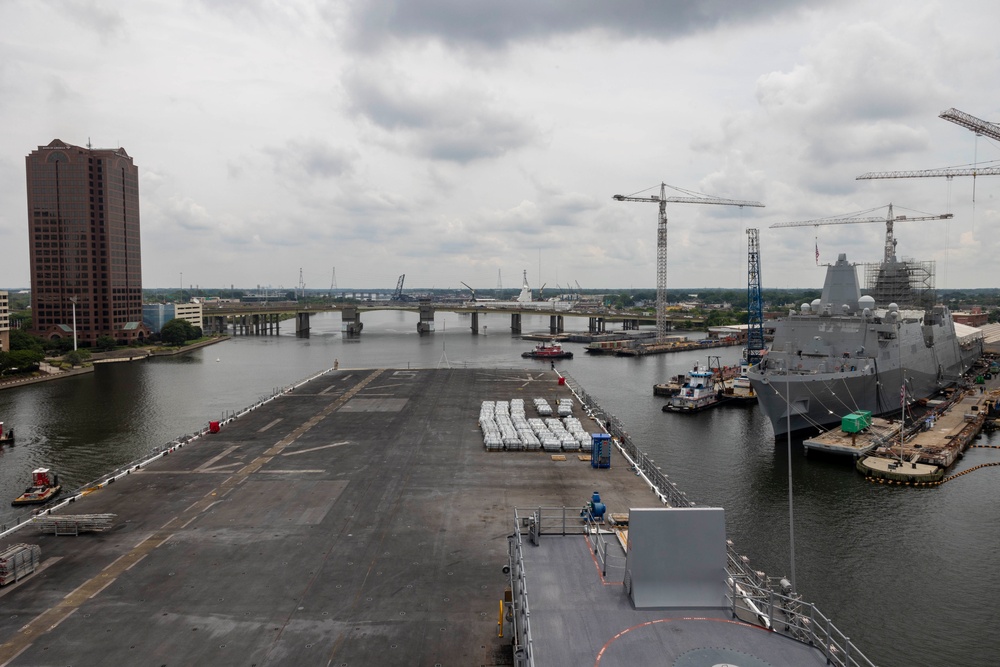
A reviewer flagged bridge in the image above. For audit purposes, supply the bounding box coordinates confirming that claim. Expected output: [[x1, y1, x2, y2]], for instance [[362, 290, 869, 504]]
[[201, 300, 704, 337]]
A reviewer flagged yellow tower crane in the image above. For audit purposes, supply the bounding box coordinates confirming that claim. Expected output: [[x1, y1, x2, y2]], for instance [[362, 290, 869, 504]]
[[613, 183, 763, 341]]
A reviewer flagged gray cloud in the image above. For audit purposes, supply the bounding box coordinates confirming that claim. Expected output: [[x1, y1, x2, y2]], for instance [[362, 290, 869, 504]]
[[344, 69, 541, 163], [263, 139, 357, 180], [345, 0, 818, 51]]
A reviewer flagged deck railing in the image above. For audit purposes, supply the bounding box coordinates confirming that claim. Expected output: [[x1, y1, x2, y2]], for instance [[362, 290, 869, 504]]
[[557, 371, 876, 667]]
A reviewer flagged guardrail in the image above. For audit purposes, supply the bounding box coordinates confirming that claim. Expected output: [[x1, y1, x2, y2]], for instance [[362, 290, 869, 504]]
[[0, 365, 337, 540], [557, 371, 875, 667]]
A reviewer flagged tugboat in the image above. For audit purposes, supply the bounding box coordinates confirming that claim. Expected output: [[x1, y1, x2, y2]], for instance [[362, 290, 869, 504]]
[[521, 341, 573, 360], [12, 469, 61, 506], [662, 363, 732, 413], [0, 421, 13, 444]]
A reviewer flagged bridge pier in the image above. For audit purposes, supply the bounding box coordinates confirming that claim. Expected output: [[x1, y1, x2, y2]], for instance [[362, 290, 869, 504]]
[[623, 319, 639, 331], [296, 312, 310, 338], [417, 299, 435, 334], [549, 315, 564, 335], [588, 317, 606, 334], [510, 313, 521, 334], [341, 306, 363, 337], [470, 311, 479, 335]]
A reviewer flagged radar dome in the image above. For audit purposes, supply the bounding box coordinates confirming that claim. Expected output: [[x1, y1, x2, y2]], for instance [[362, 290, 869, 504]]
[[858, 295, 875, 310], [800, 303, 811, 314]]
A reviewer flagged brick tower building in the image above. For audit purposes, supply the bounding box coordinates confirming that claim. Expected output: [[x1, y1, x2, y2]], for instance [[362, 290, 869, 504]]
[[25, 139, 148, 346]]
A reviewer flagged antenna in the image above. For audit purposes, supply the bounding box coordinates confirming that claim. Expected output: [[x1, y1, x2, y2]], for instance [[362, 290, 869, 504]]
[[496, 269, 502, 299], [330, 267, 337, 296]]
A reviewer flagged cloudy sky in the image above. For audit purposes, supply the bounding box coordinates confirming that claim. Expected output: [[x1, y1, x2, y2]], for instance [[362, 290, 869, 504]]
[[2, 1, 999, 292]]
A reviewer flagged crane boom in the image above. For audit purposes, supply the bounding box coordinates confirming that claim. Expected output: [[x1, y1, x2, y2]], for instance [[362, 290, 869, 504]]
[[939, 108, 1000, 142], [857, 166, 1000, 180], [771, 204, 951, 265], [613, 183, 763, 342]]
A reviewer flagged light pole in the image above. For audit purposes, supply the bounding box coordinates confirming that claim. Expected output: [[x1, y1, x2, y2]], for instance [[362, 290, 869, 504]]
[[69, 296, 78, 351], [786, 372, 796, 593]]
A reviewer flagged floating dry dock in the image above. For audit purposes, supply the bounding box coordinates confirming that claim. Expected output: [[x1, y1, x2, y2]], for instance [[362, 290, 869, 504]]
[[0, 369, 871, 666]]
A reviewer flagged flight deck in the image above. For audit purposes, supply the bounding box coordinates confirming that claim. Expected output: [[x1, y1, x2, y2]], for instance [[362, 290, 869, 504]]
[[0, 369, 860, 666]]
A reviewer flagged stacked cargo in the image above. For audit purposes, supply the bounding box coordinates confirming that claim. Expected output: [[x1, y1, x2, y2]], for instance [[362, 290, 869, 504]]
[[481, 397, 585, 452], [0, 544, 40, 585], [563, 417, 591, 449], [479, 401, 504, 450], [533, 399, 553, 416]]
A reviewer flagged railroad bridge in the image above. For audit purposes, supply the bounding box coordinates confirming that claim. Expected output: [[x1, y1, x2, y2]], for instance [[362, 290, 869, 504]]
[[201, 301, 694, 337]]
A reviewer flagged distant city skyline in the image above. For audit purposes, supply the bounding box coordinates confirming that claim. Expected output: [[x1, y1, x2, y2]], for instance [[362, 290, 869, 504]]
[[1, 2, 999, 291]]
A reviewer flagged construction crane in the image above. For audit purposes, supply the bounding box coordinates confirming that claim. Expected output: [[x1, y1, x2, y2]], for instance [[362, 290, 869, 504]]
[[939, 107, 1000, 142], [391, 274, 407, 302], [460, 281, 476, 302], [770, 204, 952, 265], [858, 108, 1000, 181], [857, 165, 1000, 180], [613, 183, 764, 341], [746, 229, 765, 368]]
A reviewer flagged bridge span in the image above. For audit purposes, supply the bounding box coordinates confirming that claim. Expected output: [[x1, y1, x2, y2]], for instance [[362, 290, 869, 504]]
[[201, 300, 692, 337]]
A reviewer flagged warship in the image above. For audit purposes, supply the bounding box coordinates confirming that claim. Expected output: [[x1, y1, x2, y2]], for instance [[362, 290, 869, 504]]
[[748, 252, 982, 438]]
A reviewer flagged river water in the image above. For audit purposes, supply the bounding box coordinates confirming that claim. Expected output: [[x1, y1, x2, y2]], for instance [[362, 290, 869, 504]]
[[0, 309, 996, 667]]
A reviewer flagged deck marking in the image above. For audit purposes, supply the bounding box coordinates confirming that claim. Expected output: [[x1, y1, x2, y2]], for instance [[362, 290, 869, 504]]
[[0, 558, 63, 599], [0, 369, 387, 665], [196, 462, 243, 473], [257, 418, 284, 432], [195, 445, 241, 472], [282, 441, 352, 456], [258, 469, 326, 474]]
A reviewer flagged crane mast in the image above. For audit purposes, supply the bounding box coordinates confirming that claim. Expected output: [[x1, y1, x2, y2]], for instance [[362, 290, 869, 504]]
[[746, 229, 765, 368], [613, 183, 763, 342]]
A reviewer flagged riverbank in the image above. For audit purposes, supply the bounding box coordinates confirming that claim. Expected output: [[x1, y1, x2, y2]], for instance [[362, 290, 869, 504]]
[[0, 336, 230, 390]]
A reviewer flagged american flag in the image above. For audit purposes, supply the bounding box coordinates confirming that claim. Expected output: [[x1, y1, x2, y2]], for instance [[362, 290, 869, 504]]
[[900, 384, 906, 408]]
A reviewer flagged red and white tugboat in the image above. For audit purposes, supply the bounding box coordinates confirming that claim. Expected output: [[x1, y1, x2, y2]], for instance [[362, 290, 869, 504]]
[[521, 341, 573, 360], [12, 469, 61, 506]]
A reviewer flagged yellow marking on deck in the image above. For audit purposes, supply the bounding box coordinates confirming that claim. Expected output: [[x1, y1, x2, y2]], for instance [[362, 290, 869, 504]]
[[550, 455, 567, 461], [0, 368, 387, 665]]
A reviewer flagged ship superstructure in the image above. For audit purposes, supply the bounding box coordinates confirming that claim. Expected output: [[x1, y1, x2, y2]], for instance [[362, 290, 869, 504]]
[[748, 253, 982, 437]]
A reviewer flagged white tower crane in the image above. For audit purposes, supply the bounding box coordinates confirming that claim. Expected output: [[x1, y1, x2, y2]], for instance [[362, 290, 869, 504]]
[[770, 204, 952, 265], [613, 183, 763, 341]]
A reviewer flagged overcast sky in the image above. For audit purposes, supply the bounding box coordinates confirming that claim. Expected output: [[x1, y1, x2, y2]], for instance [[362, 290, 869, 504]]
[[2, 0, 999, 292]]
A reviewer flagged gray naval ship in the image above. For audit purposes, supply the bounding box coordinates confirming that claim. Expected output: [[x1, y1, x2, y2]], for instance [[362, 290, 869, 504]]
[[748, 253, 982, 438]]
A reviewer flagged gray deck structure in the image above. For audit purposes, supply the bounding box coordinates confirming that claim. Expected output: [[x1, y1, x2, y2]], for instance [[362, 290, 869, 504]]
[[0, 369, 852, 666]]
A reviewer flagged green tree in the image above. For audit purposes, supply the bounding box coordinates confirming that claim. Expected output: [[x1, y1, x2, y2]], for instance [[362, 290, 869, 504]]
[[0, 350, 45, 375], [95, 336, 117, 352], [160, 318, 197, 346], [9, 328, 43, 353]]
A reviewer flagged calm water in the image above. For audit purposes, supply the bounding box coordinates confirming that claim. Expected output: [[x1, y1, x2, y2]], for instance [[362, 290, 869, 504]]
[[0, 309, 996, 667]]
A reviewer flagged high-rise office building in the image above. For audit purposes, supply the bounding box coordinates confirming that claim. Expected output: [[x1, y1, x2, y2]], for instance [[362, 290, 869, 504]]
[[25, 139, 148, 346], [0, 291, 9, 352]]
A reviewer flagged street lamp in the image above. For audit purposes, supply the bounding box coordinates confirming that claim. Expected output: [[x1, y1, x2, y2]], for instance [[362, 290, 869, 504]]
[[69, 296, 77, 351]]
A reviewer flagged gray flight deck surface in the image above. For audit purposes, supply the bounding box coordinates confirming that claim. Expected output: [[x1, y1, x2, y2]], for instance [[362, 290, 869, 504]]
[[0, 369, 828, 666]]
